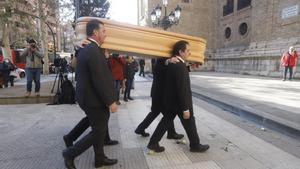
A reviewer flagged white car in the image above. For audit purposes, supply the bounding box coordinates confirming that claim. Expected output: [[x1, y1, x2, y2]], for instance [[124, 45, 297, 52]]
[[16, 68, 26, 78], [11, 68, 26, 81]]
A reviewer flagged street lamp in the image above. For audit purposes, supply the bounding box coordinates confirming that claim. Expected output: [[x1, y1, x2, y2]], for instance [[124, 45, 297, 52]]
[[150, 0, 182, 30]]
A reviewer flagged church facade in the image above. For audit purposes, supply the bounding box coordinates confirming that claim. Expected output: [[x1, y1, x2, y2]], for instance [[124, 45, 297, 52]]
[[138, 0, 300, 77]]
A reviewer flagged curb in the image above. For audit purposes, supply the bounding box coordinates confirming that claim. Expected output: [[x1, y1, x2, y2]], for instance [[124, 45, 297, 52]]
[[0, 95, 54, 105], [191, 90, 300, 140]]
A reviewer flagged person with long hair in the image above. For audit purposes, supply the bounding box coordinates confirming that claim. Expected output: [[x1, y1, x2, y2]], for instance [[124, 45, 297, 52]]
[[147, 40, 209, 153]]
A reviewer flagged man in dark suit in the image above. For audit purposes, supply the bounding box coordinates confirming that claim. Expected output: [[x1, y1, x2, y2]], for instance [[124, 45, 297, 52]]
[[62, 20, 118, 169], [135, 58, 184, 140], [147, 40, 209, 153], [63, 116, 119, 148], [63, 39, 119, 149]]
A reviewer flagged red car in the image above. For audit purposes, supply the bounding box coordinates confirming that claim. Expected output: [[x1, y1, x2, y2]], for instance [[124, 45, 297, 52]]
[[11, 49, 26, 69]]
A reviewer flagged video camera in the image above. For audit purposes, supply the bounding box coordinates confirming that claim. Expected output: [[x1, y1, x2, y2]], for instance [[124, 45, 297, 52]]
[[54, 57, 67, 70], [30, 43, 36, 49], [26, 38, 37, 51]]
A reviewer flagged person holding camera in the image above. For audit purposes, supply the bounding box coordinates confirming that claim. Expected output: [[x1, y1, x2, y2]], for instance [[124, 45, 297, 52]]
[[21, 39, 44, 97]]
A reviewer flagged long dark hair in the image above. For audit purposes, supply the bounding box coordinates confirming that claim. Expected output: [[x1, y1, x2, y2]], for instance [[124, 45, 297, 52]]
[[171, 40, 189, 57]]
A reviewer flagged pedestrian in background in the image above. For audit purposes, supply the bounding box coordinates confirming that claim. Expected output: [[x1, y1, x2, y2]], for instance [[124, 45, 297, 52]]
[[139, 59, 145, 77], [123, 56, 136, 101], [108, 53, 126, 105], [0, 55, 4, 88], [2, 58, 17, 87], [131, 58, 138, 89], [281, 46, 298, 81]]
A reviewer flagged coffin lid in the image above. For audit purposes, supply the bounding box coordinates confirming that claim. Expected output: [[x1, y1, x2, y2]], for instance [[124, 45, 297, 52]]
[[75, 17, 206, 63]]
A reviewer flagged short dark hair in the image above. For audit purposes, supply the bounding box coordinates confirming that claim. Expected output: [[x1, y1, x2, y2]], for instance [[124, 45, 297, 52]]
[[86, 20, 104, 36], [171, 40, 189, 57]]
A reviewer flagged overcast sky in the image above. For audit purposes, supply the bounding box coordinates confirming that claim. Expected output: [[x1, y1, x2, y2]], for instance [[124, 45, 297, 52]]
[[59, 0, 138, 25], [108, 0, 138, 25]]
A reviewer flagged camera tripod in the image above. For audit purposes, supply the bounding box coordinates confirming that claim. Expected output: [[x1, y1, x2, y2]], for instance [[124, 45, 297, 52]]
[[49, 67, 67, 105]]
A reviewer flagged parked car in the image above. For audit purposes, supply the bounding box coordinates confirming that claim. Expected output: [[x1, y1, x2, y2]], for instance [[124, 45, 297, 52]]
[[16, 68, 25, 78]]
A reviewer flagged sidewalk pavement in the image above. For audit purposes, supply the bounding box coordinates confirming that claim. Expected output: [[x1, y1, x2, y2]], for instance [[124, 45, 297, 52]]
[[189, 72, 300, 136], [0, 75, 299, 169]]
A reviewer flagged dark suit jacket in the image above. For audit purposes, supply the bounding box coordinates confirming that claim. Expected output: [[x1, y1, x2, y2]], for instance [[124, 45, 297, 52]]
[[164, 60, 192, 113], [75, 41, 116, 109], [150, 58, 167, 112], [151, 58, 167, 98]]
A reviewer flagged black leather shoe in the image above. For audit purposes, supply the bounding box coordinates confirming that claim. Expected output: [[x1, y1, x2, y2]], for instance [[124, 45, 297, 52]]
[[104, 140, 119, 146], [62, 150, 76, 169], [167, 133, 184, 140], [190, 144, 210, 153], [135, 129, 150, 137], [123, 98, 128, 102], [95, 157, 118, 168], [63, 135, 73, 148], [128, 97, 134, 100], [147, 144, 165, 153]]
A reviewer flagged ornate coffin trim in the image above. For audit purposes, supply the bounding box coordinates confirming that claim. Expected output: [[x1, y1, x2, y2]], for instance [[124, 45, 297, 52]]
[[75, 17, 206, 63]]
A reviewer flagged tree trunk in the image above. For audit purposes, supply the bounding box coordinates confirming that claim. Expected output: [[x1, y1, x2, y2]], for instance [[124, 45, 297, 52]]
[[38, 0, 49, 75], [1, 23, 12, 61]]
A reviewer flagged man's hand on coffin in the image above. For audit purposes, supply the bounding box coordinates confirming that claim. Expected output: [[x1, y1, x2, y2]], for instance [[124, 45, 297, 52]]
[[168, 57, 180, 64], [109, 102, 118, 113], [183, 110, 190, 120], [81, 39, 91, 47], [75, 39, 91, 48]]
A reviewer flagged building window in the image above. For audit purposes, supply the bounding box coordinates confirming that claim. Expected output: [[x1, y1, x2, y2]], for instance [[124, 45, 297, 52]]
[[15, 22, 21, 27], [237, 0, 251, 10], [239, 22, 248, 36], [223, 0, 234, 16], [225, 27, 232, 39], [182, 0, 191, 3]]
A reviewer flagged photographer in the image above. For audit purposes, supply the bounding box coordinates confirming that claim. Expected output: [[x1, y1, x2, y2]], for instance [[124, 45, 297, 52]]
[[21, 39, 44, 97]]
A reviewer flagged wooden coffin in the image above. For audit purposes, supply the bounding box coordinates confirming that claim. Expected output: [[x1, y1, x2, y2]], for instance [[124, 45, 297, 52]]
[[75, 17, 206, 63]]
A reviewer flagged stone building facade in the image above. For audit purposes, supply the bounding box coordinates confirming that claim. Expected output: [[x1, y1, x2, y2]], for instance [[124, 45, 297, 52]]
[[139, 0, 300, 77]]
